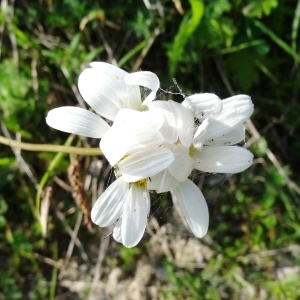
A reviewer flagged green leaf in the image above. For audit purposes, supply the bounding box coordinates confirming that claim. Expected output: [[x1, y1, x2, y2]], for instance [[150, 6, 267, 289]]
[[0, 59, 31, 115], [291, 0, 300, 51], [0, 157, 15, 167], [0, 195, 8, 214], [209, 0, 231, 18], [68, 33, 81, 55], [0, 215, 6, 228], [167, 0, 204, 76], [242, 0, 278, 17], [84, 46, 104, 61], [254, 19, 300, 63]]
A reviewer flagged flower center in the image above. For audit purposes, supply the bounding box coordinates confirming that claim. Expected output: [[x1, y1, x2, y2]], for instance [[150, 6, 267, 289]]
[[139, 104, 149, 112], [134, 179, 147, 188]]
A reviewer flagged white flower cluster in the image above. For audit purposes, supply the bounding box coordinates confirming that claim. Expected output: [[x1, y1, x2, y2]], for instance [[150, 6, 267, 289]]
[[46, 62, 254, 248]]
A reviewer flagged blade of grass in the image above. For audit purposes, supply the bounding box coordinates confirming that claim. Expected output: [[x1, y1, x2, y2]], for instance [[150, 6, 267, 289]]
[[291, 0, 300, 51], [118, 39, 148, 67], [36, 135, 74, 214], [219, 39, 266, 55], [255, 60, 278, 83], [253, 19, 300, 63], [131, 27, 161, 72], [168, 0, 204, 77]]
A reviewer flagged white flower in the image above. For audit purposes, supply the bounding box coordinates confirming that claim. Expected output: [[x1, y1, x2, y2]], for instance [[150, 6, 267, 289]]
[[45, 62, 167, 248], [91, 177, 151, 248], [91, 109, 175, 248], [100, 108, 169, 168], [187, 94, 254, 173], [47, 104, 174, 248], [100, 108, 174, 183], [46, 62, 160, 137], [78, 62, 160, 120], [45, 61, 255, 247], [146, 94, 254, 238]]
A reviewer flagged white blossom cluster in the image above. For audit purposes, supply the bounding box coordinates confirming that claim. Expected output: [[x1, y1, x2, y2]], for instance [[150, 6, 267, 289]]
[[46, 62, 254, 248]]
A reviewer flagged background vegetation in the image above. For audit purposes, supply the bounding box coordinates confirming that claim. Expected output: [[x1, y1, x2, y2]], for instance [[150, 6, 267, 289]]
[[1, 0, 300, 299]]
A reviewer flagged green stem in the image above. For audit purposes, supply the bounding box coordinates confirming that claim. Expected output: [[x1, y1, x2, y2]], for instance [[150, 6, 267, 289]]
[[0, 135, 102, 155]]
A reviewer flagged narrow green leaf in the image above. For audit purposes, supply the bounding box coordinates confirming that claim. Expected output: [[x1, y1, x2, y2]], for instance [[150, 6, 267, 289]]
[[291, 0, 300, 51], [118, 40, 147, 67], [68, 33, 81, 55], [254, 19, 300, 63], [168, 0, 204, 77], [35, 135, 74, 213]]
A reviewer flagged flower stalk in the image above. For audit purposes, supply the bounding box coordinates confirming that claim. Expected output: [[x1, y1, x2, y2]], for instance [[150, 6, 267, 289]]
[[0, 135, 102, 155]]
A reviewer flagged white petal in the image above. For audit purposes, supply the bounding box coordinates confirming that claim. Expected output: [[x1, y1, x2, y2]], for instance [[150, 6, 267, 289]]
[[125, 111, 164, 154], [118, 147, 174, 182], [111, 108, 163, 130], [170, 101, 194, 147], [205, 95, 253, 139], [113, 218, 122, 243], [167, 144, 194, 182], [148, 101, 179, 144], [46, 107, 110, 138], [110, 108, 141, 127], [205, 125, 245, 146], [148, 101, 194, 146], [121, 185, 150, 247], [182, 93, 222, 120], [125, 71, 159, 104], [100, 109, 142, 165], [147, 169, 180, 193], [193, 146, 253, 173], [91, 177, 129, 227], [78, 62, 141, 120], [100, 128, 131, 167], [100, 110, 164, 166], [192, 118, 210, 150], [172, 180, 209, 238]]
